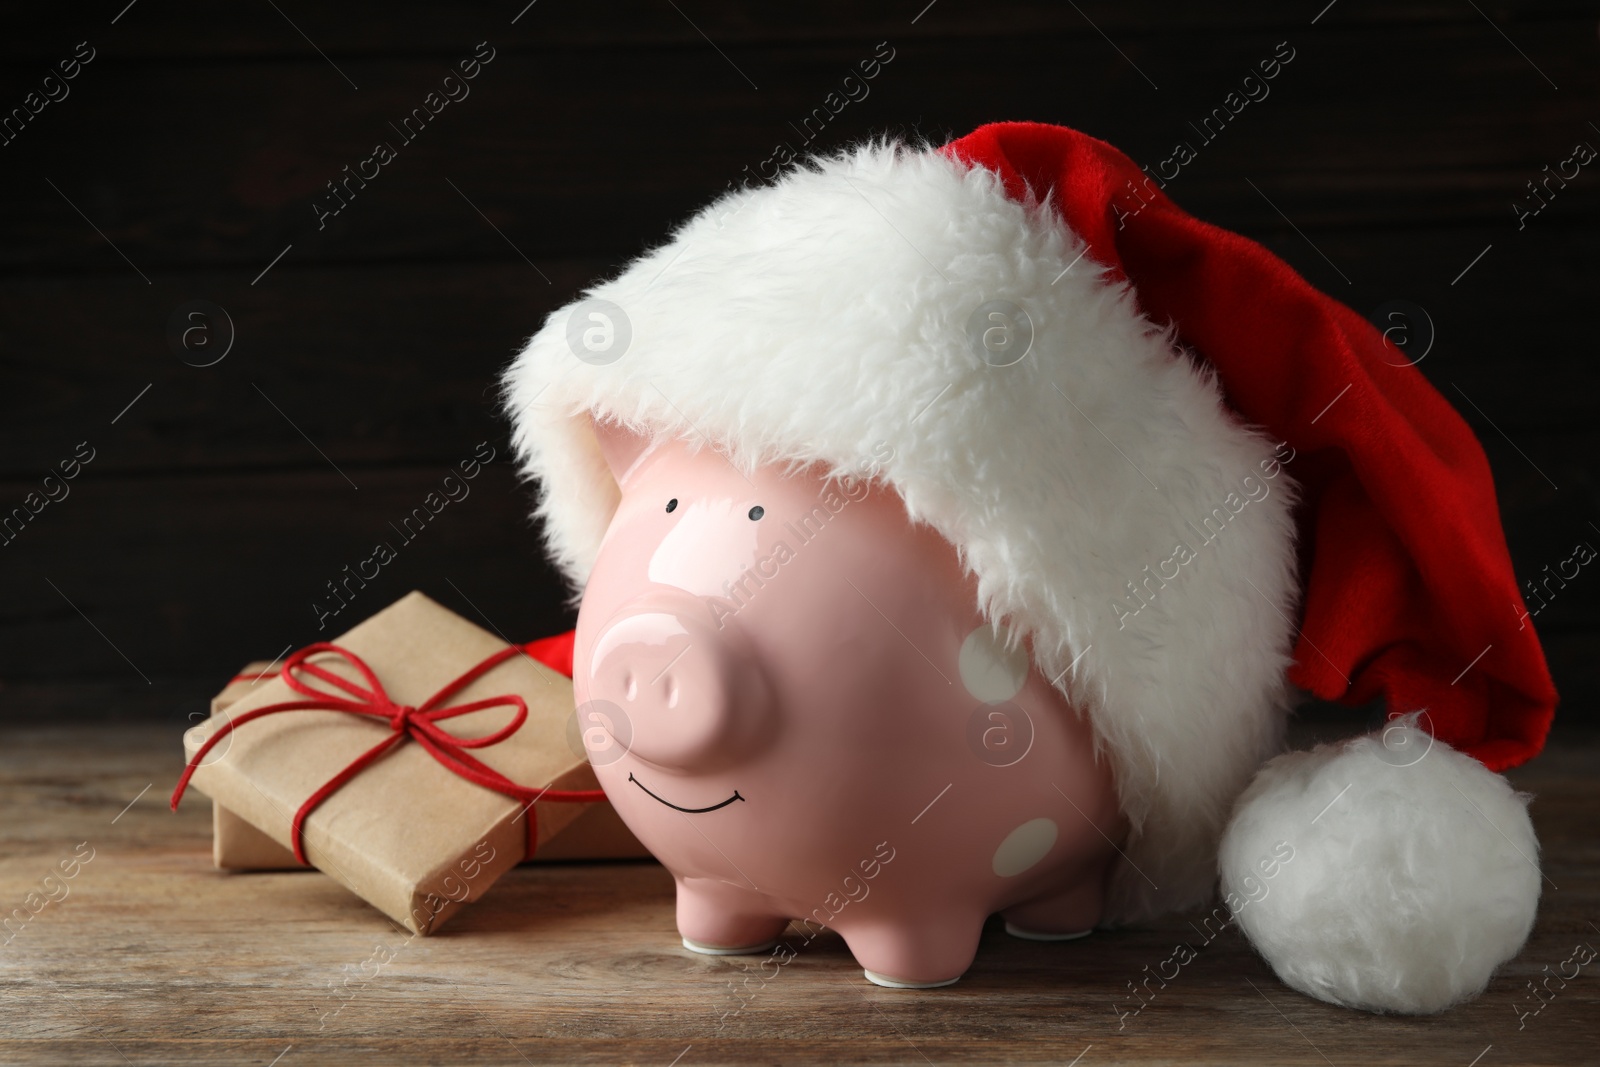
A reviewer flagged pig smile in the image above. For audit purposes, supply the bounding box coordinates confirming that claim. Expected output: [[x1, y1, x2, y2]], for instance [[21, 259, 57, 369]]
[[628, 772, 745, 813]]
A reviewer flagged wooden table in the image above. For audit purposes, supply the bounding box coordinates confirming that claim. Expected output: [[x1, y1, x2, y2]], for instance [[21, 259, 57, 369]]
[[2, 689, 1594, 1066]]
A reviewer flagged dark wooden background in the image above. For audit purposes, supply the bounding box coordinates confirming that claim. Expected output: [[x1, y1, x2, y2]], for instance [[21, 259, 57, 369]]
[[1, 1, 1595, 724]]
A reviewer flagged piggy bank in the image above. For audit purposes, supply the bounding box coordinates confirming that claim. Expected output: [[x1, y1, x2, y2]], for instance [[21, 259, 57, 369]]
[[571, 419, 1126, 988], [511, 124, 1553, 1015]]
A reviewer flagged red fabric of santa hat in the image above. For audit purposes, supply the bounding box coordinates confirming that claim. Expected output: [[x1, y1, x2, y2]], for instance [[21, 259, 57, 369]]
[[943, 121, 1558, 771]]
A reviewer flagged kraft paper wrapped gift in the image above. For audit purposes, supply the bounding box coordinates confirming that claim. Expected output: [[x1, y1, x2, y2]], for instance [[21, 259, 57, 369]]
[[204, 661, 650, 871], [178, 591, 614, 934]]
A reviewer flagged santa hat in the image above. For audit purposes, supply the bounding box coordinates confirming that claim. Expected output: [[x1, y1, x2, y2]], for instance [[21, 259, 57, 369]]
[[503, 122, 1557, 1014]]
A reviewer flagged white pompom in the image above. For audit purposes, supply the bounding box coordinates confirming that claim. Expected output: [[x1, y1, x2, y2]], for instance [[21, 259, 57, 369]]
[[1218, 716, 1541, 1013]]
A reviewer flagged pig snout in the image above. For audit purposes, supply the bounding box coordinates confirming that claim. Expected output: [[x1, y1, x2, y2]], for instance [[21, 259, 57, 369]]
[[584, 596, 773, 771]]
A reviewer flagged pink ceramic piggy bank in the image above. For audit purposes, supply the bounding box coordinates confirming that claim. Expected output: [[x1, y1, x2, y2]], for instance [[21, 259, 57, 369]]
[[571, 420, 1126, 988]]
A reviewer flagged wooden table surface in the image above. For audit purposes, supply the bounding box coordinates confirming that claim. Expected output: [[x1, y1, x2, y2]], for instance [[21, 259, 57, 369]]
[[2, 690, 1595, 1067]]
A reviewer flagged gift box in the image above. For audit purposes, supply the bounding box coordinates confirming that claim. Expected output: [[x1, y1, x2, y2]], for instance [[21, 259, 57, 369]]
[[176, 591, 623, 934], [205, 661, 651, 871]]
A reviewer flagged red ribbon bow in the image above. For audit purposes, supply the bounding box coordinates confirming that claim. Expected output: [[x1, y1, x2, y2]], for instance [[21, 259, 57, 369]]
[[171, 642, 605, 865]]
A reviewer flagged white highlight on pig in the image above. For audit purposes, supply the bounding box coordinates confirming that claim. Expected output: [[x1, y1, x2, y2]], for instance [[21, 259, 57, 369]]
[[992, 817, 1059, 877], [592, 612, 689, 667], [958, 625, 1029, 703], [648, 497, 762, 597]]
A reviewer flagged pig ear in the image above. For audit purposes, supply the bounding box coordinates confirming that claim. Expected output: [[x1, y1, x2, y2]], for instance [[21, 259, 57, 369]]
[[589, 415, 654, 485]]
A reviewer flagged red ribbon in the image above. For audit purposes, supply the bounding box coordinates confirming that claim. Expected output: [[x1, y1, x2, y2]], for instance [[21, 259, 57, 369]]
[[171, 642, 605, 865]]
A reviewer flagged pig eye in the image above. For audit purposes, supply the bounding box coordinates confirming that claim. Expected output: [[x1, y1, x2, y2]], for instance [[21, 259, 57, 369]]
[[665, 499, 678, 513], [748, 506, 764, 521]]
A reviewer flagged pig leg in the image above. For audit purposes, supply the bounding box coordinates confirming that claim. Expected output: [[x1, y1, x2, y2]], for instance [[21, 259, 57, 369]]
[[676, 876, 790, 955], [841, 912, 986, 988], [1000, 877, 1105, 940]]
